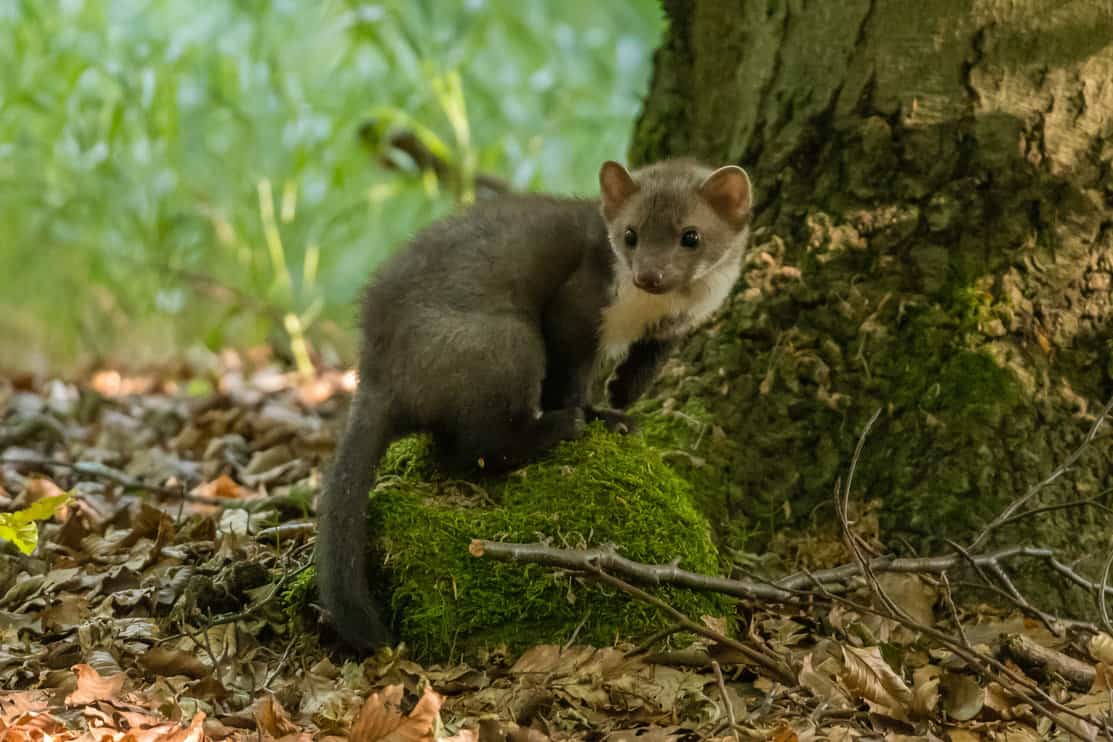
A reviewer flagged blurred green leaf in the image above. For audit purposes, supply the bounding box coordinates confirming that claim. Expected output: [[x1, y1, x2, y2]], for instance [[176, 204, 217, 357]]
[[0, 494, 73, 555]]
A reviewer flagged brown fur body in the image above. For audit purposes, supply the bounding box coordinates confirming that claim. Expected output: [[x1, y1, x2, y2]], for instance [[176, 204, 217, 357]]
[[317, 159, 753, 652]]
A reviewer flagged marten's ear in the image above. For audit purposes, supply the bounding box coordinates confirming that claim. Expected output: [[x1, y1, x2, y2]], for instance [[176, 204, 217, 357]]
[[700, 165, 753, 226], [599, 161, 638, 219]]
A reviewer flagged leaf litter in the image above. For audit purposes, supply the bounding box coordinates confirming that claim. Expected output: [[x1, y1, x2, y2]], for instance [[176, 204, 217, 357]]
[[1, 352, 1112, 741]]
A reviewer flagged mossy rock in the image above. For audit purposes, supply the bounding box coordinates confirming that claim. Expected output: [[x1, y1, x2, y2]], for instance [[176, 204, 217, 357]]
[[368, 424, 728, 661]]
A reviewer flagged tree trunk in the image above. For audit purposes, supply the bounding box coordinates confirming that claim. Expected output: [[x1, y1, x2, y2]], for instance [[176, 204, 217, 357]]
[[631, 0, 1113, 602]]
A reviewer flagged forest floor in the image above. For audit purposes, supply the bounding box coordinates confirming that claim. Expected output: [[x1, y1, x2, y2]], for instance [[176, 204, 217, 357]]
[[1, 352, 1112, 742]]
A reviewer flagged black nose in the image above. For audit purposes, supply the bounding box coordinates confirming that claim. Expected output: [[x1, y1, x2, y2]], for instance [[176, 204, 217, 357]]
[[634, 271, 666, 293]]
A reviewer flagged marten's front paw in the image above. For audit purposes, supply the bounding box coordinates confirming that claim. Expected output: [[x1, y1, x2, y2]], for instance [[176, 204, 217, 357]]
[[585, 406, 637, 434]]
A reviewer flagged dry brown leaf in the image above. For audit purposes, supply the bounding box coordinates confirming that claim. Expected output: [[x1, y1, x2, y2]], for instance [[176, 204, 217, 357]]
[[190, 474, 252, 500], [910, 666, 940, 719], [940, 730, 982, 742], [349, 686, 442, 742], [1090, 662, 1113, 692], [0, 692, 50, 724], [838, 646, 912, 720], [145, 711, 209, 742], [769, 723, 797, 742], [1, 710, 70, 740], [1089, 633, 1113, 665], [940, 672, 984, 722], [1068, 686, 1113, 716], [876, 573, 937, 626], [797, 653, 851, 707], [65, 663, 126, 706], [22, 477, 73, 525], [254, 696, 300, 739], [438, 731, 478, 742], [982, 682, 1032, 722], [138, 647, 210, 680]]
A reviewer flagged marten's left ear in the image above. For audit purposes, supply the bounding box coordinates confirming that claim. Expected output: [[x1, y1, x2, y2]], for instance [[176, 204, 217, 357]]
[[599, 161, 639, 219], [700, 165, 752, 225]]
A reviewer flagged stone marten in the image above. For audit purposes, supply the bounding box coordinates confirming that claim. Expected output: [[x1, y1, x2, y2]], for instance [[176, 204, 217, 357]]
[[317, 158, 753, 652]]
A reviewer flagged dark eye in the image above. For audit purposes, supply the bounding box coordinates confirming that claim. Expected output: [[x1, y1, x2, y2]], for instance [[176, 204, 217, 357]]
[[624, 227, 638, 248], [680, 229, 700, 248]]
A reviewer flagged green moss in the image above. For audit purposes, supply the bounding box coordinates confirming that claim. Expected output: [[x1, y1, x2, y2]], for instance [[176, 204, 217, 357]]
[[933, 350, 1020, 425], [946, 283, 998, 334], [858, 296, 1025, 539], [368, 424, 727, 661], [281, 565, 317, 621]]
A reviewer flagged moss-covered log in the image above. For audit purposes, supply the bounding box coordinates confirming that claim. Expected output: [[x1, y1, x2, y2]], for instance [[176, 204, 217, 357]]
[[361, 426, 726, 660], [630, 0, 1113, 599]]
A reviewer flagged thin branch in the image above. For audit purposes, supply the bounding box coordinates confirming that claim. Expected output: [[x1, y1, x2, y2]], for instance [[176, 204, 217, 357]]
[[939, 573, 970, 649], [472, 540, 1113, 608], [582, 564, 796, 686], [837, 409, 909, 622], [625, 624, 686, 657], [1002, 633, 1096, 693], [969, 394, 1113, 551], [1100, 549, 1113, 637], [994, 493, 1113, 530], [711, 660, 739, 733]]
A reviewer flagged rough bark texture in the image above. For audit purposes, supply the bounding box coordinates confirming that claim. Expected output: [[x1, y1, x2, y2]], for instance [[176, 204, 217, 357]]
[[630, 0, 1113, 602]]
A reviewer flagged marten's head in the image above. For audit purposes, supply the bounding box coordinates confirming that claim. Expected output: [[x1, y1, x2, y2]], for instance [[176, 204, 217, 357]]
[[599, 158, 753, 295]]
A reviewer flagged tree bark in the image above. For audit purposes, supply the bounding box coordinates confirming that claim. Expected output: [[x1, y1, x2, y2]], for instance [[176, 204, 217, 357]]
[[630, 0, 1113, 600]]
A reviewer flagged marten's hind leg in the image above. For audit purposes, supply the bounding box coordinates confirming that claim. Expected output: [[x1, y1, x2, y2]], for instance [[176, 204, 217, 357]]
[[417, 314, 586, 472]]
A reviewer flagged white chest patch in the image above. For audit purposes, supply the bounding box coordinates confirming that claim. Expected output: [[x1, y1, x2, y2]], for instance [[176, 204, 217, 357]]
[[599, 254, 742, 359]]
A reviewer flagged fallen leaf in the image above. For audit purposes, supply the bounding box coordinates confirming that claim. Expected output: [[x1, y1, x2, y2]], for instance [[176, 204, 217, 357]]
[[1089, 633, 1113, 664], [0, 493, 72, 555], [0, 690, 49, 723], [139, 646, 210, 679], [839, 645, 912, 720], [151, 710, 208, 742], [190, 473, 251, 500], [940, 672, 984, 722], [350, 685, 442, 742], [24, 477, 67, 504], [798, 653, 852, 707], [255, 696, 300, 739], [910, 666, 940, 719], [876, 573, 937, 626], [65, 663, 126, 705]]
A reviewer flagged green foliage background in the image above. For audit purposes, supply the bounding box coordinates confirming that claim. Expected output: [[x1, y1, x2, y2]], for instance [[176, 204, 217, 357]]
[[0, 0, 661, 373]]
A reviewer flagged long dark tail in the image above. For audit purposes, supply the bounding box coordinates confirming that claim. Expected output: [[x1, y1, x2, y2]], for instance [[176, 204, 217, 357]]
[[316, 386, 394, 652]]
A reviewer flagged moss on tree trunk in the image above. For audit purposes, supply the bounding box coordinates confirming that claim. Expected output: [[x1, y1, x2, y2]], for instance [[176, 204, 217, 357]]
[[630, 0, 1113, 605]]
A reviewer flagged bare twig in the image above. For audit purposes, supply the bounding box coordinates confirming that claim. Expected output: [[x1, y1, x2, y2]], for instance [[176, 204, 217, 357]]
[[1100, 549, 1113, 637], [969, 394, 1113, 551], [994, 494, 1113, 530], [473, 539, 1112, 611], [626, 624, 686, 657], [939, 573, 970, 648], [582, 564, 796, 685], [988, 560, 1063, 633], [712, 660, 739, 733], [563, 608, 592, 652], [836, 409, 911, 622], [1002, 633, 1096, 692]]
